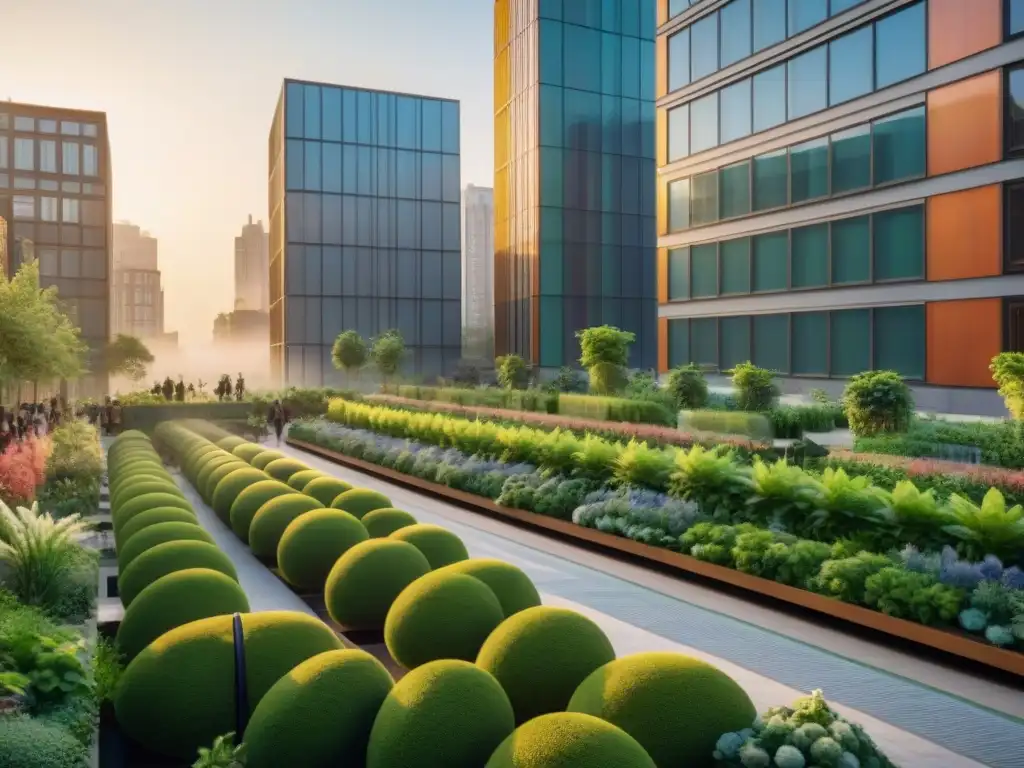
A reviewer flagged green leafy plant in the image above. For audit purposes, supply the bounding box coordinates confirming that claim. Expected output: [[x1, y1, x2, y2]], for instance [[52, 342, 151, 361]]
[[496, 354, 529, 390], [842, 370, 914, 437], [730, 362, 779, 412], [611, 440, 676, 492], [577, 325, 634, 395], [371, 329, 405, 383], [877, 480, 954, 553], [812, 552, 894, 605], [991, 352, 1024, 419], [331, 330, 367, 381], [942, 488, 1024, 562], [0, 632, 91, 706], [103, 333, 154, 381], [863, 567, 964, 626], [92, 637, 124, 705], [665, 363, 708, 410], [193, 732, 247, 768], [0, 670, 30, 695]]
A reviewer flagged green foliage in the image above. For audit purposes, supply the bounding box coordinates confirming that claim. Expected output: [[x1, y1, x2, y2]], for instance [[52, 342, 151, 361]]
[[842, 370, 914, 437], [229, 480, 295, 541], [248, 493, 325, 562], [211, 467, 268, 522], [45, 420, 103, 484], [303, 475, 354, 507], [546, 365, 586, 393], [991, 352, 1024, 419], [612, 440, 676, 491], [117, 507, 199, 546], [92, 637, 124, 705], [0, 629, 91, 706], [577, 325, 635, 395], [286, 469, 323, 491], [362, 507, 418, 538], [104, 333, 155, 380], [731, 362, 780, 412], [277, 508, 369, 591], [331, 329, 368, 377], [111, 480, 183, 518], [390, 523, 469, 569], [852, 417, 1024, 469], [666, 364, 709, 410], [497, 354, 529, 390], [679, 410, 774, 441], [558, 393, 676, 427], [434, 559, 541, 617], [263, 458, 309, 483], [331, 487, 392, 519], [117, 521, 215, 572], [250, 450, 285, 470], [863, 567, 964, 626], [485, 712, 657, 768], [942, 488, 1024, 562], [193, 732, 246, 768], [372, 329, 405, 382], [118, 540, 239, 608], [203, 461, 250, 504], [325, 539, 432, 629], [0, 715, 90, 768], [113, 492, 193, 540], [811, 552, 894, 605]]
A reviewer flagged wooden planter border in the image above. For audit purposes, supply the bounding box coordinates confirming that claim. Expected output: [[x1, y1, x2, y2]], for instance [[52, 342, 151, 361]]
[[288, 437, 1024, 679]]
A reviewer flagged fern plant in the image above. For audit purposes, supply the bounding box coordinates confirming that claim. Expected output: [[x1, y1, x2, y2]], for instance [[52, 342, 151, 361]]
[[943, 488, 1024, 562], [193, 732, 246, 768]]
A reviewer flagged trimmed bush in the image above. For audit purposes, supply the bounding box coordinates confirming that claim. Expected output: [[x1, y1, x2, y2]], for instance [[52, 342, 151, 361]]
[[110, 466, 169, 493], [216, 435, 247, 452], [843, 370, 914, 437], [435, 559, 540, 618], [252, 450, 286, 470], [116, 568, 250, 661], [385, 571, 503, 670], [366, 660, 514, 768], [362, 507, 417, 538], [331, 488, 392, 519], [112, 479, 182, 514], [117, 507, 199, 546], [118, 540, 238, 607], [567, 652, 756, 768], [264, 457, 310, 482], [325, 539, 431, 629], [118, 521, 215, 571], [229, 480, 296, 541], [244, 649, 394, 768], [111, 461, 167, 488], [390, 524, 468, 569], [196, 454, 241, 499], [477, 606, 615, 724], [287, 468, 324, 491], [485, 712, 656, 768], [277, 509, 369, 591], [249, 494, 325, 562], [202, 460, 250, 503], [183, 445, 221, 478], [212, 467, 269, 522], [113, 492, 193, 537], [0, 715, 89, 768], [304, 476, 353, 506], [232, 442, 266, 463], [115, 611, 343, 759]]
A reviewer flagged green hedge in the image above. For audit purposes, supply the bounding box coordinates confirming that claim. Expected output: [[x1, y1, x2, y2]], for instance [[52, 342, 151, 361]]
[[121, 402, 252, 431]]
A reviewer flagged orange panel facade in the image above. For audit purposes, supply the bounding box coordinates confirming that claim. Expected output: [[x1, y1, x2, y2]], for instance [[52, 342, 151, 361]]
[[656, 34, 668, 100], [657, 248, 669, 303], [658, 317, 669, 374], [657, 0, 669, 27], [926, 299, 1002, 388], [927, 71, 1002, 176], [926, 185, 1002, 281], [928, 0, 1002, 70]]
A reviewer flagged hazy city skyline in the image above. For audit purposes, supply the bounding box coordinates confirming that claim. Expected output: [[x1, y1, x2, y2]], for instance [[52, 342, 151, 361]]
[[2, 0, 492, 345]]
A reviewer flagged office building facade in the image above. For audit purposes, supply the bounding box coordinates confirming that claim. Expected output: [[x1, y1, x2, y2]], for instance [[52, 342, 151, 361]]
[[0, 103, 112, 397], [462, 183, 495, 359], [269, 79, 462, 386], [656, 0, 1024, 414], [494, 0, 658, 371], [112, 222, 164, 339], [235, 215, 270, 312]]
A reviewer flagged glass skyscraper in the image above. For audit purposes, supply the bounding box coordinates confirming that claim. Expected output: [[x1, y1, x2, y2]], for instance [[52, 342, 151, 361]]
[[494, 0, 658, 370], [269, 79, 462, 386]]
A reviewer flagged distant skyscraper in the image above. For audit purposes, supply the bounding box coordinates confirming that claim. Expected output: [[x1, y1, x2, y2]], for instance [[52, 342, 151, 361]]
[[112, 222, 164, 339], [462, 184, 494, 359], [235, 215, 269, 312]]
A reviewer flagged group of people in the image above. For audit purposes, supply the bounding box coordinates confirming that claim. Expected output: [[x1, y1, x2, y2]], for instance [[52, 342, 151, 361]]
[[0, 398, 65, 450], [82, 397, 124, 436]]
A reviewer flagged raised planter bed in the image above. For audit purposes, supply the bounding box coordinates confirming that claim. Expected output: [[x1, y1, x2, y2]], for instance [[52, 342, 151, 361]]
[[288, 437, 1024, 681]]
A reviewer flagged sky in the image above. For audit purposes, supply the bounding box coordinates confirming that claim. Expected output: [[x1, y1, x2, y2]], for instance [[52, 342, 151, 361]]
[[2, 0, 494, 345]]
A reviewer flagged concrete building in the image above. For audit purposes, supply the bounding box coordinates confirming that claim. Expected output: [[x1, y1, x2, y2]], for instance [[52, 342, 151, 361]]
[[268, 79, 462, 386], [656, 0, 1024, 415], [112, 222, 164, 340], [0, 102, 112, 397], [461, 183, 494, 359], [494, 0, 658, 371], [235, 214, 269, 312]]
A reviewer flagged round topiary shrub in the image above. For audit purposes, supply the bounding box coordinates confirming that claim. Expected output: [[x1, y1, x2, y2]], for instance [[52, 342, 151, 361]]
[[287, 469, 324, 491], [216, 435, 247, 452], [385, 571, 503, 670], [476, 606, 615, 725], [115, 611, 343, 759], [211, 467, 269, 523], [117, 507, 199, 546], [390, 524, 468, 569], [116, 568, 250, 661], [331, 488, 392, 519], [251, 450, 286, 470], [202, 460, 250, 503], [232, 442, 266, 463], [366, 659, 514, 768], [113, 493, 193, 538], [112, 479, 183, 514], [435, 559, 541, 618], [484, 712, 656, 768], [118, 540, 239, 608], [264, 457, 310, 482], [183, 445, 222, 479], [118, 522, 215, 572], [229, 480, 296, 541], [243, 649, 394, 768], [304, 476, 353, 507], [0, 714, 89, 768], [196, 454, 241, 499], [110, 466, 169, 493], [325, 539, 431, 629], [362, 508, 417, 538], [277, 509, 369, 591], [248, 494, 325, 562], [567, 652, 756, 768]]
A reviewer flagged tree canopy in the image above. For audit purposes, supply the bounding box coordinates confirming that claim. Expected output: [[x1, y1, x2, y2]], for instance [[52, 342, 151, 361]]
[[372, 329, 405, 382], [103, 334, 154, 381], [331, 330, 367, 376]]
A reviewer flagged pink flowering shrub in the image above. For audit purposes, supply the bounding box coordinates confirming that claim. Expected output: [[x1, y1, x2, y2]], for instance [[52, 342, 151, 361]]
[[0, 438, 51, 506]]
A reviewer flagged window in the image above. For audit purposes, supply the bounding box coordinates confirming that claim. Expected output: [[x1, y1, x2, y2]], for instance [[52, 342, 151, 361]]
[[831, 216, 870, 284], [692, 317, 718, 366], [753, 0, 786, 51], [753, 150, 788, 211], [875, 2, 926, 89], [791, 223, 829, 288], [720, 161, 751, 218], [1009, 66, 1024, 154], [61, 121, 81, 136], [62, 198, 80, 224], [691, 13, 719, 81], [831, 0, 865, 13], [874, 305, 925, 378], [752, 231, 788, 292], [13, 177, 34, 189], [753, 314, 790, 372], [669, 248, 690, 300], [872, 107, 925, 184], [721, 316, 751, 370], [38, 140, 57, 173], [82, 200, 105, 227], [83, 145, 98, 176], [1009, 183, 1024, 270], [669, 0, 691, 20], [790, 137, 828, 202], [792, 311, 828, 375], [691, 244, 718, 298], [788, 46, 827, 119], [720, 238, 751, 294], [691, 171, 718, 226], [669, 318, 690, 367], [0, 136, 6, 169], [668, 177, 691, 232], [62, 142, 80, 175], [788, 0, 827, 36], [690, 93, 718, 154], [720, 0, 752, 68], [753, 65, 786, 132], [60, 250, 81, 278], [720, 79, 751, 144], [14, 138, 33, 171], [14, 116, 34, 131], [829, 26, 873, 106], [831, 124, 871, 193], [38, 119, 56, 133], [830, 309, 870, 376], [13, 195, 34, 219], [82, 123, 98, 138], [1012, 0, 1024, 37], [668, 29, 690, 92], [668, 105, 689, 161], [40, 197, 58, 222], [873, 205, 924, 281], [39, 249, 58, 277]]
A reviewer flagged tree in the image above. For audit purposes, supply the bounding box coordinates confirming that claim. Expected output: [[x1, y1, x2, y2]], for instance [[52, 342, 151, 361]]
[[103, 334, 154, 382], [576, 325, 635, 395], [331, 330, 367, 382], [496, 355, 528, 390], [161, 377, 174, 401], [372, 329, 405, 384]]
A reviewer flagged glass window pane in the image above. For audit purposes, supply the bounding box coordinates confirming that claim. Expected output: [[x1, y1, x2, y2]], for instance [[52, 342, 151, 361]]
[[829, 26, 873, 105], [788, 46, 827, 119], [691, 171, 719, 226], [831, 216, 870, 284], [753, 150, 788, 211], [753, 314, 790, 373], [753, 231, 788, 292], [831, 0, 866, 13], [830, 309, 870, 376], [792, 311, 828, 375], [720, 0, 752, 67], [690, 244, 718, 297], [691, 13, 720, 81], [791, 223, 829, 288], [565, 23, 601, 92], [720, 79, 752, 144], [668, 177, 691, 231], [753, 0, 786, 51], [668, 105, 689, 161], [669, 318, 690, 367], [873, 205, 924, 281], [789, 0, 827, 35], [304, 141, 321, 191], [304, 85, 321, 140], [1012, 0, 1024, 36], [753, 65, 786, 132], [721, 316, 751, 371], [692, 317, 718, 367], [690, 93, 719, 154], [1009, 67, 1024, 153], [872, 107, 925, 184], [831, 124, 871, 193], [720, 161, 751, 218], [669, 247, 690, 300], [790, 137, 828, 203], [874, 305, 925, 379], [669, 29, 690, 92], [322, 87, 342, 141], [875, 2, 926, 89], [720, 238, 751, 294]]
